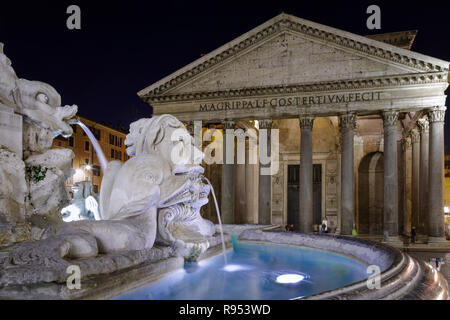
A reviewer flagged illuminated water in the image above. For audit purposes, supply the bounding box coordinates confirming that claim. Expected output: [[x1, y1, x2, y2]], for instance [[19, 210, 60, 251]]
[[77, 121, 108, 172], [202, 176, 227, 265], [114, 236, 369, 300]]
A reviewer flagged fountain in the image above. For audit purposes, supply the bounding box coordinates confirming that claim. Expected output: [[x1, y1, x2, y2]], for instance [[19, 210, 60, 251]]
[[0, 43, 448, 300], [61, 181, 101, 222]]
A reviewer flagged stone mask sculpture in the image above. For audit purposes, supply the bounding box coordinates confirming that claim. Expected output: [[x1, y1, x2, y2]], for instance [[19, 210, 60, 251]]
[[0, 43, 77, 137]]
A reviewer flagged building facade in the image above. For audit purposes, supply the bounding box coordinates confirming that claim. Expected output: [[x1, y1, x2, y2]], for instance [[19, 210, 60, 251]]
[[138, 14, 449, 243], [52, 115, 128, 194]]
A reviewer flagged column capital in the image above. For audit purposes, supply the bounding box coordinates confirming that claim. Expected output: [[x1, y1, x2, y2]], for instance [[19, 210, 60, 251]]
[[410, 128, 420, 143], [427, 106, 446, 123], [235, 129, 247, 142], [339, 113, 356, 130], [417, 117, 429, 133], [184, 121, 194, 135], [299, 114, 314, 129], [382, 110, 399, 127], [258, 119, 272, 129], [222, 119, 235, 129], [404, 136, 412, 149]]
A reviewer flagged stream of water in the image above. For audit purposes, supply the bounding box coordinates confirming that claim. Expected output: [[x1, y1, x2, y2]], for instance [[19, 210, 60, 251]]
[[203, 176, 228, 266], [76, 121, 108, 172]]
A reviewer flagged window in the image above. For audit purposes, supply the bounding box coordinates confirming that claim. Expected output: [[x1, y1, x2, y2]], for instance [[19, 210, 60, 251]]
[[69, 137, 74, 147], [109, 134, 114, 145], [71, 124, 77, 133], [89, 126, 101, 140], [84, 141, 90, 151], [118, 137, 122, 148], [110, 148, 114, 158], [92, 165, 100, 177], [85, 158, 89, 165], [93, 185, 99, 194]]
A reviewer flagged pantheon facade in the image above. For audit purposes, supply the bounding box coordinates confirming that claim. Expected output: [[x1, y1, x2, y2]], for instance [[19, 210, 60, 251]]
[[138, 14, 449, 244]]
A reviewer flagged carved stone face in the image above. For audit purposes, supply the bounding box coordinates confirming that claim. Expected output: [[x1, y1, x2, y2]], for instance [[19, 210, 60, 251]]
[[13, 79, 78, 136], [0, 51, 16, 79], [125, 116, 203, 172], [124, 118, 148, 156]]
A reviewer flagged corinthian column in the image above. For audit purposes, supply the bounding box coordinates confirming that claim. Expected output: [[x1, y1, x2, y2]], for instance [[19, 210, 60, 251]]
[[382, 110, 399, 240], [299, 114, 314, 233], [221, 120, 235, 224], [339, 113, 356, 235], [258, 119, 272, 225], [427, 107, 447, 242], [417, 117, 429, 238], [235, 130, 246, 223], [410, 128, 420, 232]]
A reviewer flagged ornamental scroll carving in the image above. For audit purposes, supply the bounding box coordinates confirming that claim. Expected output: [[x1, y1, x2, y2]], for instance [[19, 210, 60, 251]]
[[417, 117, 429, 133], [258, 119, 273, 130], [382, 110, 399, 127], [222, 120, 235, 130], [410, 128, 420, 143], [299, 114, 314, 129], [339, 113, 356, 131], [428, 107, 446, 123]]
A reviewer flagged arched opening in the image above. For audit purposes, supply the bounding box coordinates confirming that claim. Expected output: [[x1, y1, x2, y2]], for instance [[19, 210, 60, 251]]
[[358, 152, 384, 235]]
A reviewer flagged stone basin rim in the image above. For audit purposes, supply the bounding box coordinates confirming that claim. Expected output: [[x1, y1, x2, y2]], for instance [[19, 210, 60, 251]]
[[238, 229, 449, 300]]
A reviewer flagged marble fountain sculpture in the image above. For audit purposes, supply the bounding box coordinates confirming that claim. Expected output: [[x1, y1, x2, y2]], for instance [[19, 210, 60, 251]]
[[0, 44, 220, 296]]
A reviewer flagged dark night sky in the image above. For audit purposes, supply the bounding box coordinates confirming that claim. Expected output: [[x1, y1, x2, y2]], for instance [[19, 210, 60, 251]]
[[1, 0, 449, 147]]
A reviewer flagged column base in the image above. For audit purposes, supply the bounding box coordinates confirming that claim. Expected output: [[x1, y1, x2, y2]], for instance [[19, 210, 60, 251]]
[[415, 234, 428, 244], [382, 236, 405, 247], [427, 236, 450, 247]]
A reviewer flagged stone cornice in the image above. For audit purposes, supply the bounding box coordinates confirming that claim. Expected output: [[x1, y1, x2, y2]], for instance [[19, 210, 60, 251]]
[[139, 14, 449, 99], [144, 71, 448, 104]]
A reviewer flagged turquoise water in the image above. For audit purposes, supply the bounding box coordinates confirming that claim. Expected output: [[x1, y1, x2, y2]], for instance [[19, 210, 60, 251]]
[[114, 237, 369, 300]]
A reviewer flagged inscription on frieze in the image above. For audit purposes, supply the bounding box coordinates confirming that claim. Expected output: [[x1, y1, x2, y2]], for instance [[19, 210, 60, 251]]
[[199, 91, 382, 112]]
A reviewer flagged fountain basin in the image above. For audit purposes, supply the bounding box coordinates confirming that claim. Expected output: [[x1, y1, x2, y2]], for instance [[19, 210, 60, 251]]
[[0, 227, 447, 300], [113, 238, 369, 300]]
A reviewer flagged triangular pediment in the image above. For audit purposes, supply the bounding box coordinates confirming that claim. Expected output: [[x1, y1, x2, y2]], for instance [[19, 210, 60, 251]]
[[138, 13, 449, 100]]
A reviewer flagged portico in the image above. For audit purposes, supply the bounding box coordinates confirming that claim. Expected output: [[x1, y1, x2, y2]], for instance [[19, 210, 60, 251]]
[[138, 13, 449, 243]]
